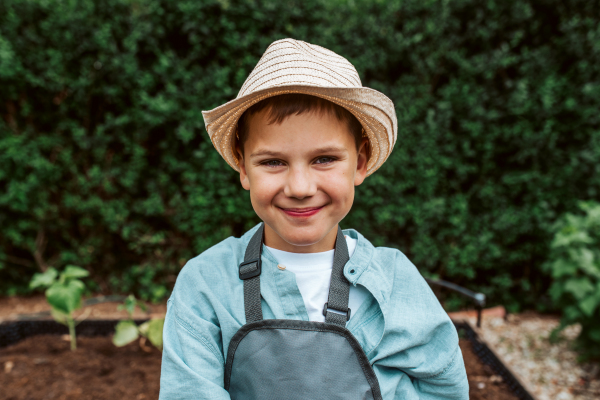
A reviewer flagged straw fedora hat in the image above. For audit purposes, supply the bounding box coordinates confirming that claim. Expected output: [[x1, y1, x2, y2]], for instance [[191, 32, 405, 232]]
[[202, 38, 397, 176]]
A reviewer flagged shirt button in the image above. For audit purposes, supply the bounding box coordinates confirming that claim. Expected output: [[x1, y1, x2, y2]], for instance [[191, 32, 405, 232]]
[[277, 264, 286, 270]]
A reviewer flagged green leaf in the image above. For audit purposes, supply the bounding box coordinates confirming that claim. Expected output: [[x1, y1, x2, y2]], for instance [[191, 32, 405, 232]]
[[145, 318, 164, 350], [579, 295, 599, 317], [113, 320, 139, 347], [136, 300, 148, 313], [564, 277, 595, 300], [123, 294, 137, 316], [29, 268, 58, 289], [62, 265, 90, 280], [549, 259, 577, 278], [45, 279, 86, 314], [552, 229, 593, 248], [138, 321, 150, 337], [569, 248, 600, 278], [548, 281, 564, 302], [50, 307, 70, 325], [563, 305, 582, 322], [138, 320, 150, 336], [588, 326, 600, 342]]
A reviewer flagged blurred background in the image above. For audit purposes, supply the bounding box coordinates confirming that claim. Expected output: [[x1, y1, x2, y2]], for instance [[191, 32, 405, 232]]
[[0, 0, 599, 392]]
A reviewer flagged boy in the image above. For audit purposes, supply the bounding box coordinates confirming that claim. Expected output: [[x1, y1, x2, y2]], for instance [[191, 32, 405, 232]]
[[160, 39, 468, 399]]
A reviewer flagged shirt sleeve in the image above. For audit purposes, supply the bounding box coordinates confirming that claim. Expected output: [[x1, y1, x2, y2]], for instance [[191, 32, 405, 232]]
[[399, 283, 469, 399], [410, 345, 469, 399], [367, 250, 469, 400], [373, 344, 468, 400], [159, 293, 231, 399]]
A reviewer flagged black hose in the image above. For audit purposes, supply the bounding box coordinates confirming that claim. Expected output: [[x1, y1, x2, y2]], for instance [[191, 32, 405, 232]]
[[425, 278, 486, 328]]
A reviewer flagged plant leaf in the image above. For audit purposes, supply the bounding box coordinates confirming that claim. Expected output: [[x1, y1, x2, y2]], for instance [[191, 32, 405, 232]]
[[62, 265, 90, 280], [569, 248, 600, 278], [46, 279, 85, 314], [548, 282, 564, 302], [588, 326, 600, 342], [138, 321, 150, 336], [146, 318, 164, 350], [113, 320, 139, 347], [136, 301, 148, 313], [29, 268, 58, 289], [564, 277, 595, 300], [563, 305, 582, 323], [579, 295, 599, 317], [123, 294, 137, 316], [549, 259, 577, 278], [552, 228, 592, 248], [50, 307, 70, 325]]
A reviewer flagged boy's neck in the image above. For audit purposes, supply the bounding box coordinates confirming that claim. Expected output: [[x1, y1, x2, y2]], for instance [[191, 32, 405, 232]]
[[263, 224, 339, 254]]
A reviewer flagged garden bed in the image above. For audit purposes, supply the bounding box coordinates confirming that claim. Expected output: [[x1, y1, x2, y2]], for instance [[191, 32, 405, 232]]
[[1, 335, 161, 400], [0, 320, 528, 400]]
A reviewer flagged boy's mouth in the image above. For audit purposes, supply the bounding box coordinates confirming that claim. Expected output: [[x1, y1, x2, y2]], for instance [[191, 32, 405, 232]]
[[279, 206, 324, 218]]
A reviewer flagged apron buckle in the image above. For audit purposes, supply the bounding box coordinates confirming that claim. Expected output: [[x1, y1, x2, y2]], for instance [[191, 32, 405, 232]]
[[239, 258, 262, 280], [322, 303, 351, 321]]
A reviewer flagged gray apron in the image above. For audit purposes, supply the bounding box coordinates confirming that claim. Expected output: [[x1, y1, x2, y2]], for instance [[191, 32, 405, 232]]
[[224, 223, 383, 400]]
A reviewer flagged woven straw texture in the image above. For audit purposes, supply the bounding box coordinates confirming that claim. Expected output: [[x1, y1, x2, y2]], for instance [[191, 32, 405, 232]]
[[202, 38, 398, 176]]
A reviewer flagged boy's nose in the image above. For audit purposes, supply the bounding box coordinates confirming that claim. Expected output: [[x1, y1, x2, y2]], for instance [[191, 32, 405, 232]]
[[284, 167, 317, 199]]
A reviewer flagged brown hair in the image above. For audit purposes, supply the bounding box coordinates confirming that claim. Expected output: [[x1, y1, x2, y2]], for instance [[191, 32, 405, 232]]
[[236, 93, 364, 154]]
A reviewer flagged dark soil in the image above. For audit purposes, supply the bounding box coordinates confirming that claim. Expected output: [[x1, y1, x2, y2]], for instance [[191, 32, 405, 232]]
[[0, 335, 161, 400], [0, 336, 519, 399], [461, 339, 519, 400]]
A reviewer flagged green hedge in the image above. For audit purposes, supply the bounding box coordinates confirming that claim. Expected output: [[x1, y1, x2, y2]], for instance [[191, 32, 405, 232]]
[[1, 0, 599, 307], [545, 202, 600, 360]]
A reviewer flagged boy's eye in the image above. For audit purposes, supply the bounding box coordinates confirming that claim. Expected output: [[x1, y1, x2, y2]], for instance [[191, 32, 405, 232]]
[[262, 159, 284, 167], [315, 157, 335, 164]]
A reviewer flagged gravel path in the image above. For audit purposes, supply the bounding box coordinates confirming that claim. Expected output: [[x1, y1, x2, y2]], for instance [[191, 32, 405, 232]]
[[460, 312, 599, 400]]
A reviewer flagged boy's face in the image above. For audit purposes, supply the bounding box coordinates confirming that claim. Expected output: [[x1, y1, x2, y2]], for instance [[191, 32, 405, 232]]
[[238, 109, 368, 253]]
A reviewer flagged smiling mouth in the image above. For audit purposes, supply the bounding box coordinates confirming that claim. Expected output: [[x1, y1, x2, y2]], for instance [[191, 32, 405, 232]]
[[279, 206, 325, 218]]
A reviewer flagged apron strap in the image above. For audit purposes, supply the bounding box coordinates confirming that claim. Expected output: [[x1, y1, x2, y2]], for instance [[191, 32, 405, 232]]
[[239, 224, 351, 327], [239, 224, 265, 323], [323, 226, 351, 326]]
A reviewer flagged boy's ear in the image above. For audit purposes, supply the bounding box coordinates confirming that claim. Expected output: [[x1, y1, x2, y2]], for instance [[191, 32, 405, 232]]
[[354, 137, 369, 186], [237, 143, 251, 191]]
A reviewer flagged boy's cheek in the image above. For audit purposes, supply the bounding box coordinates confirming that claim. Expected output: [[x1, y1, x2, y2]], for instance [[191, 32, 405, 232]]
[[245, 166, 354, 202], [321, 171, 356, 196], [249, 174, 284, 198]]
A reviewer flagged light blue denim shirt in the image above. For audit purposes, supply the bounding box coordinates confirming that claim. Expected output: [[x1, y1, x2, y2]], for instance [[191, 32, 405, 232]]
[[159, 225, 469, 399]]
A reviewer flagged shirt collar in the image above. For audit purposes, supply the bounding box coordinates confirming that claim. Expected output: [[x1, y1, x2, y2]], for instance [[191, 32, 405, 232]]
[[342, 228, 390, 314], [341, 228, 373, 285], [240, 224, 387, 309]]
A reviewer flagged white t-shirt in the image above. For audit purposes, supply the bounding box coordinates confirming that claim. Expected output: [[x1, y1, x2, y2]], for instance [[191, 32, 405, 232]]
[[265, 236, 370, 322]]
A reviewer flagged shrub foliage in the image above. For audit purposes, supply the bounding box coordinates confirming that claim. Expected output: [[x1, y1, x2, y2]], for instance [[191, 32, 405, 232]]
[[545, 202, 600, 360], [1, 0, 599, 307]]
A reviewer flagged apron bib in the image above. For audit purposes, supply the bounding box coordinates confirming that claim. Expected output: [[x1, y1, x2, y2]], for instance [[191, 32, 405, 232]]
[[224, 224, 383, 400]]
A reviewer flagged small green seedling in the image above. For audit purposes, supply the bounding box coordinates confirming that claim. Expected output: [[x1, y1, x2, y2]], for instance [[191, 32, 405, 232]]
[[30, 266, 90, 351], [113, 294, 164, 351]]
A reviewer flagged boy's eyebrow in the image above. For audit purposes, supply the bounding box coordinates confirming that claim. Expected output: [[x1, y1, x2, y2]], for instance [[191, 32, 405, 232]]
[[250, 146, 347, 158], [249, 149, 284, 158]]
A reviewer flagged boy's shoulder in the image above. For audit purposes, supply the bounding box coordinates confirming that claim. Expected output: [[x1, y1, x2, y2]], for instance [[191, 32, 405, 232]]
[[345, 229, 438, 307], [175, 224, 261, 288], [352, 231, 455, 353], [344, 229, 422, 279]]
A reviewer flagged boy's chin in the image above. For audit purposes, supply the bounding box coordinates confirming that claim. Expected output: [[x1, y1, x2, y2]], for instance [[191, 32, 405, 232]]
[[268, 223, 338, 251], [282, 235, 323, 247]]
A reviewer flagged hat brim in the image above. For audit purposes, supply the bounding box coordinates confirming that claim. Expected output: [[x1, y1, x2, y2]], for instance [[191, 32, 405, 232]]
[[202, 84, 397, 176]]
